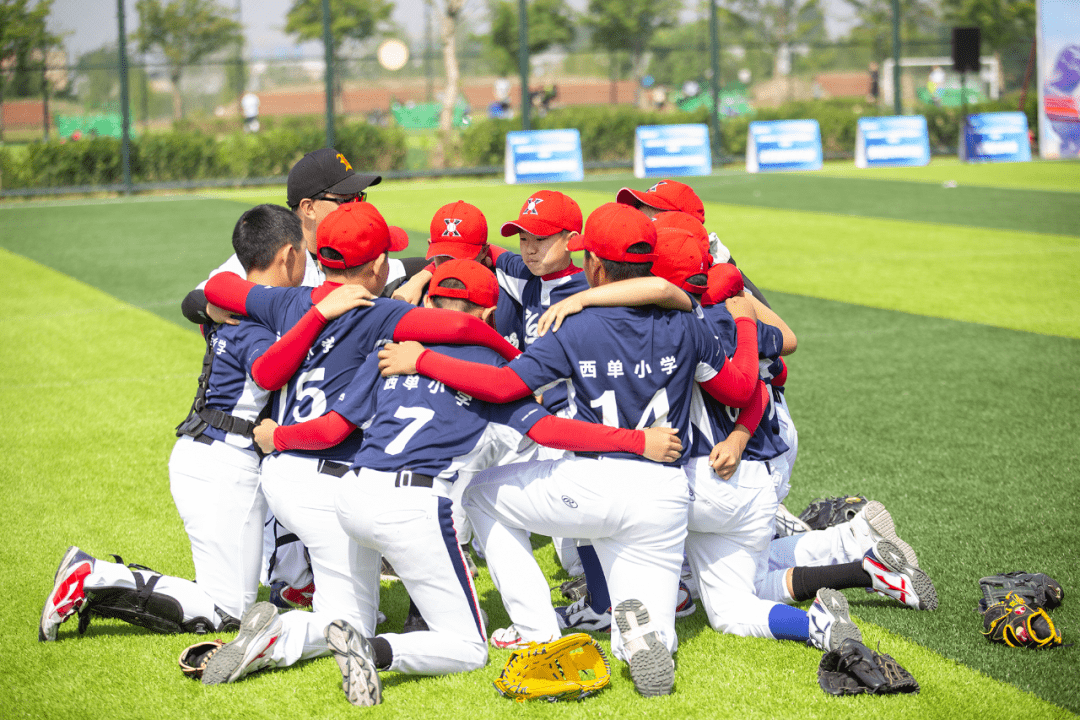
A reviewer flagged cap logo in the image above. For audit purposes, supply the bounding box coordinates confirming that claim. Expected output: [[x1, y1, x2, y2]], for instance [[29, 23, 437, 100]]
[[442, 218, 463, 237], [647, 181, 668, 193], [336, 153, 352, 172], [524, 197, 544, 215]]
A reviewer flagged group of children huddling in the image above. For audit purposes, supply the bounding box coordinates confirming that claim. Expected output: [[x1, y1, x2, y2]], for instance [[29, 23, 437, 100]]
[[39, 148, 938, 704]]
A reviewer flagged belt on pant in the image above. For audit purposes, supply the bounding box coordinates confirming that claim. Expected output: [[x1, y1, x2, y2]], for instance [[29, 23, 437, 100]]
[[317, 460, 351, 478], [393, 469, 435, 488], [193, 434, 215, 446], [573, 451, 600, 460]]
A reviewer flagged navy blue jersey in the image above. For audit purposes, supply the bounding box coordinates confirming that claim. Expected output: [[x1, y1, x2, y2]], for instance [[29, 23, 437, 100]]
[[494, 252, 588, 348], [243, 286, 413, 462], [507, 304, 725, 465], [687, 303, 789, 462], [201, 320, 277, 449], [335, 344, 550, 479], [493, 289, 525, 350]]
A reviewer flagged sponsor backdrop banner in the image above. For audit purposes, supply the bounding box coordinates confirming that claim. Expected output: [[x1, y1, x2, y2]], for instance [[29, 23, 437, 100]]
[[855, 116, 931, 168], [633, 124, 712, 178], [961, 112, 1032, 163], [1037, 0, 1080, 159], [746, 120, 823, 173], [504, 129, 585, 184]]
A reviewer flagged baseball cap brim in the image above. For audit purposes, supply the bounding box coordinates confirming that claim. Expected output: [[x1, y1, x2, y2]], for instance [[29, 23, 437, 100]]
[[566, 234, 586, 252], [616, 187, 678, 212], [388, 226, 410, 252], [499, 217, 567, 237], [325, 173, 382, 196], [426, 240, 485, 260]]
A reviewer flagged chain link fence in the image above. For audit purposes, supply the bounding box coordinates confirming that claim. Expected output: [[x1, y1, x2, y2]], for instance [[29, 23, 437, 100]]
[[0, 6, 1040, 194]]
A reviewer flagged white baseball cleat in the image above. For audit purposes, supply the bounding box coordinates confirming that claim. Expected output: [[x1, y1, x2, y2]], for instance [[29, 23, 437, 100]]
[[490, 626, 530, 650], [202, 602, 283, 684], [846, 501, 918, 567], [675, 581, 697, 618], [555, 595, 612, 633], [325, 619, 382, 707], [774, 503, 812, 537], [39, 546, 96, 642], [614, 599, 674, 697], [807, 588, 862, 651], [863, 541, 938, 610]]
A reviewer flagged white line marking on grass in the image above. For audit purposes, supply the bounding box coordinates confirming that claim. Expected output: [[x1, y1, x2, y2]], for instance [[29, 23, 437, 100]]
[[3, 374, 194, 391], [0, 195, 219, 210], [0, 299, 189, 323]]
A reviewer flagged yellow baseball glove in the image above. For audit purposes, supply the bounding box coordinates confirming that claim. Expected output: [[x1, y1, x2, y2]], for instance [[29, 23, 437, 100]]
[[493, 633, 610, 702], [982, 593, 1063, 649]]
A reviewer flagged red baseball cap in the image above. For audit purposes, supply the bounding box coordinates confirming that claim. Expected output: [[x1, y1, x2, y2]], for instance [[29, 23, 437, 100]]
[[427, 201, 489, 260], [653, 211, 712, 266], [428, 259, 500, 309], [567, 203, 658, 263], [316, 202, 408, 269], [616, 180, 705, 223], [500, 190, 584, 237], [651, 224, 710, 294]]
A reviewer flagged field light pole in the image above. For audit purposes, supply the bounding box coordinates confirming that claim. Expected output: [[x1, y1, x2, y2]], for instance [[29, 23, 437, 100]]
[[117, 0, 133, 195], [321, 0, 335, 148], [518, 0, 530, 131], [708, 0, 722, 164], [891, 0, 901, 115]]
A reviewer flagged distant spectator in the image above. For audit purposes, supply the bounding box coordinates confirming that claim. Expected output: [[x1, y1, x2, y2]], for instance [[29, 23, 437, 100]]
[[867, 62, 880, 103], [928, 66, 945, 106], [652, 86, 667, 111], [241, 92, 260, 133]]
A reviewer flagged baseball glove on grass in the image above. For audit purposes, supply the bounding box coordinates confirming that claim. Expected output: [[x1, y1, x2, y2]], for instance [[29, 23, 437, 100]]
[[798, 496, 868, 531], [818, 638, 919, 696], [178, 639, 223, 680], [493, 633, 610, 702], [978, 572, 1064, 613], [981, 593, 1063, 649]]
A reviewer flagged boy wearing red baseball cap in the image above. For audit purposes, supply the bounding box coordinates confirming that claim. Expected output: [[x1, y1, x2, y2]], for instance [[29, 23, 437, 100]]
[[377, 202, 767, 697], [493, 189, 590, 350]]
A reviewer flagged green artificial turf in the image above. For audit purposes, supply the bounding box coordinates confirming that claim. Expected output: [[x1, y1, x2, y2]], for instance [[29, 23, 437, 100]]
[[2, 252, 1076, 718], [2, 166, 1078, 717]]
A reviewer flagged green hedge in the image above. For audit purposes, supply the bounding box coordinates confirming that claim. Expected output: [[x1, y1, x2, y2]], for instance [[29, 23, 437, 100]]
[[1, 119, 407, 190], [462, 96, 1038, 165]]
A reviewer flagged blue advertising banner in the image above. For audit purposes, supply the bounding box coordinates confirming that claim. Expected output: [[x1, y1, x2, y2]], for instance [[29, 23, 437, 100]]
[[1036, 0, 1080, 159], [961, 112, 1032, 163], [855, 116, 931, 168], [746, 120, 823, 172], [633, 124, 712, 178], [504, 129, 584, 184]]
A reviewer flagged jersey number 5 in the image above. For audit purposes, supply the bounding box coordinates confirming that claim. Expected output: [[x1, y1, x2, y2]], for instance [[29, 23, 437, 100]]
[[279, 367, 327, 424]]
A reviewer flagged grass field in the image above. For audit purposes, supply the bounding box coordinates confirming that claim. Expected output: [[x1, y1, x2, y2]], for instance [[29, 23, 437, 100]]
[[1, 160, 1078, 719]]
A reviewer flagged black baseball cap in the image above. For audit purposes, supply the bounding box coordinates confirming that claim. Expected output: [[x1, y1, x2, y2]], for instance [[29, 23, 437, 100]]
[[286, 148, 382, 208]]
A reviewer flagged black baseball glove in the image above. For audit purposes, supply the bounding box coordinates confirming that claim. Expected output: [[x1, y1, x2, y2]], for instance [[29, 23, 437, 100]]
[[818, 638, 919, 696], [978, 572, 1064, 613], [798, 496, 868, 531]]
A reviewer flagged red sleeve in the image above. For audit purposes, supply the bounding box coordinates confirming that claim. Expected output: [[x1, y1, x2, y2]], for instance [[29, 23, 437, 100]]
[[699, 316, 759, 406], [487, 245, 508, 262], [733, 381, 769, 437], [526, 415, 646, 455], [272, 411, 356, 452], [414, 349, 532, 402], [772, 358, 788, 387], [252, 306, 328, 390], [394, 308, 521, 361], [203, 272, 255, 316]]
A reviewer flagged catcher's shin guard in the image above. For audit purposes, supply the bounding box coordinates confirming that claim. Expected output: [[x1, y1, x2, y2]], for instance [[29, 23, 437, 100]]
[[81, 561, 237, 635]]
